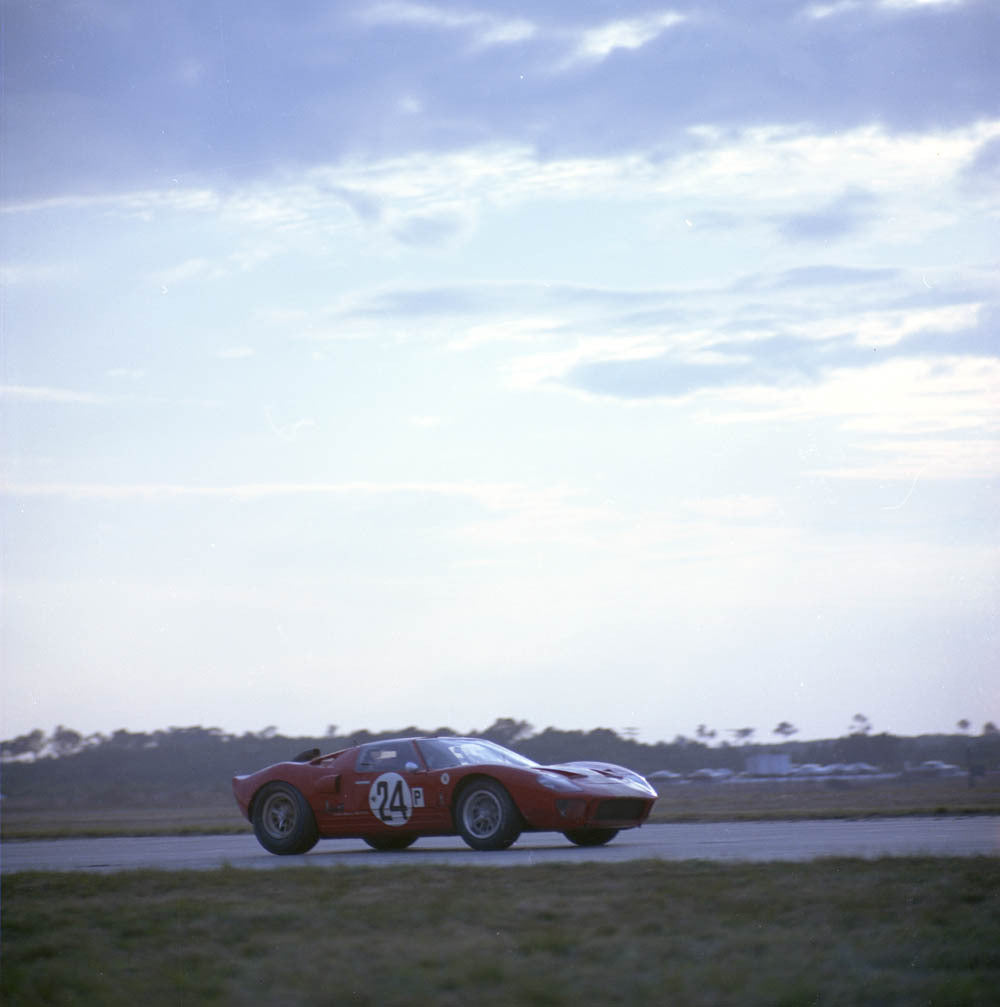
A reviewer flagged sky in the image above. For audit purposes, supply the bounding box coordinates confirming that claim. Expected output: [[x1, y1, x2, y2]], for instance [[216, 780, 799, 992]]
[[2, 0, 998, 746]]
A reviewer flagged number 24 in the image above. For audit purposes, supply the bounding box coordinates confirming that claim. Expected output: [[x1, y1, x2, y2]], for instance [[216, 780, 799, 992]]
[[374, 780, 408, 820]]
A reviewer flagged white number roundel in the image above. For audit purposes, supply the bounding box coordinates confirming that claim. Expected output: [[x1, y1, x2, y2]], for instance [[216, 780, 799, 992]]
[[368, 772, 412, 827]]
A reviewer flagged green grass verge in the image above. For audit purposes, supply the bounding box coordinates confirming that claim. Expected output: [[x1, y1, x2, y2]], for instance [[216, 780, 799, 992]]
[[0, 803, 250, 840], [3, 858, 998, 1006]]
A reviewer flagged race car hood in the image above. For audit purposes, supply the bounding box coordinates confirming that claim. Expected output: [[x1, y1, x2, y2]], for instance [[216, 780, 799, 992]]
[[542, 761, 657, 795]]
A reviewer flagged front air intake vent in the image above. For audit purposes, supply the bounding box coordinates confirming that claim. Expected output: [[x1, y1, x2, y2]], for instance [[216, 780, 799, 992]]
[[594, 798, 646, 822]]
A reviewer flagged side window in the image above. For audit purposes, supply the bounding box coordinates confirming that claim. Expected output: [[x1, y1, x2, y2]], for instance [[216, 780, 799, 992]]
[[419, 741, 454, 770], [356, 741, 418, 772]]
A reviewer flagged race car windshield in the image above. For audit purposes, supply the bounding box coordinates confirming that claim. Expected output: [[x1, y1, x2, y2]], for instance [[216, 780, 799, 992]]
[[418, 738, 539, 771]]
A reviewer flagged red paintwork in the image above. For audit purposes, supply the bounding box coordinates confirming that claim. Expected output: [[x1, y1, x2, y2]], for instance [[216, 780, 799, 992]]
[[233, 736, 657, 851]]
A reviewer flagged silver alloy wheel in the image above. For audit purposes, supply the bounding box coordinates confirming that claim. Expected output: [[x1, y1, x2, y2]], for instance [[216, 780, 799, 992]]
[[454, 779, 521, 851], [260, 790, 296, 839], [463, 789, 502, 838], [251, 782, 320, 855]]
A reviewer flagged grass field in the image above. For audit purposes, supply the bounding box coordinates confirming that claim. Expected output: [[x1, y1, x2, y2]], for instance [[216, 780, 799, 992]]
[[2, 775, 998, 840], [0, 803, 247, 841], [646, 775, 1000, 822], [3, 858, 998, 1006]]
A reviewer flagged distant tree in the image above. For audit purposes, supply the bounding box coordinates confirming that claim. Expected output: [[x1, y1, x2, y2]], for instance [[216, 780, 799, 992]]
[[52, 725, 83, 756], [324, 725, 339, 738], [729, 727, 755, 745], [956, 719, 971, 733], [479, 718, 533, 746], [695, 724, 717, 742], [773, 721, 798, 739], [984, 722, 998, 735], [1, 728, 46, 760], [848, 713, 872, 736]]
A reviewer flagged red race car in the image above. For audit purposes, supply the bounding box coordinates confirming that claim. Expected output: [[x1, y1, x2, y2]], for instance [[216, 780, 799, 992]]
[[233, 736, 657, 854]]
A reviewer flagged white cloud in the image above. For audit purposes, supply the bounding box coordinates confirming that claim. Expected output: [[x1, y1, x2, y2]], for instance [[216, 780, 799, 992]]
[[265, 410, 316, 440], [156, 244, 280, 289], [13, 121, 997, 257], [504, 291, 987, 386], [360, 2, 536, 47], [0, 478, 516, 505], [158, 257, 215, 285], [700, 355, 1000, 480], [506, 334, 668, 391], [675, 122, 1000, 211], [818, 438, 1000, 481], [830, 357, 1000, 436], [804, 1, 863, 17], [681, 495, 784, 522], [733, 356, 1000, 437], [879, 0, 966, 9], [820, 304, 982, 348], [565, 11, 686, 67], [0, 263, 76, 286], [305, 119, 995, 251], [450, 315, 564, 350], [0, 478, 624, 552], [397, 95, 423, 116], [390, 208, 470, 247], [0, 384, 106, 405], [806, 0, 965, 15], [215, 346, 256, 360], [452, 485, 618, 549]]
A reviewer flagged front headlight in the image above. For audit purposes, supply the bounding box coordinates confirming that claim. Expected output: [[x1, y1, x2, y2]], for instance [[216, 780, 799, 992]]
[[622, 772, 657, 795], [535, 771, 582, 792]]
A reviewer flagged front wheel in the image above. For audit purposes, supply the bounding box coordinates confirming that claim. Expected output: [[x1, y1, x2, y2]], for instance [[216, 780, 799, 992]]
[[252, 782, 319, 855], [456, 779, 522, 851], [563, 828, 618, 847], [363, 834, 418, 852]]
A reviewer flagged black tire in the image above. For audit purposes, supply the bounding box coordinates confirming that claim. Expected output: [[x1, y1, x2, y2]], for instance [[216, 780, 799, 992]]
[[563, 828, 619, 847], [363, 834, 418, 852], [252, 782, 319, 855], [455, 779, 522, 851]]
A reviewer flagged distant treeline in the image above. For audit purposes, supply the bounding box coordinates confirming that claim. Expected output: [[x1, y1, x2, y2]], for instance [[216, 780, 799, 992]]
[[2, 718, 998, 807]]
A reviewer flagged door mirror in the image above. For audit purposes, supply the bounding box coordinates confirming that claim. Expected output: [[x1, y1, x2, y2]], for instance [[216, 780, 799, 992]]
[[404, 761, 420, 773]]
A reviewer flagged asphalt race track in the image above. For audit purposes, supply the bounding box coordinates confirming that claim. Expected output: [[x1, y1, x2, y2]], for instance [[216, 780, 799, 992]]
[[3, 817, 998, 873]]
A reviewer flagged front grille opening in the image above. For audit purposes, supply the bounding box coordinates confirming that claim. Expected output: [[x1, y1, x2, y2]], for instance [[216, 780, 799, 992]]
[[595, 798, 646, 822]]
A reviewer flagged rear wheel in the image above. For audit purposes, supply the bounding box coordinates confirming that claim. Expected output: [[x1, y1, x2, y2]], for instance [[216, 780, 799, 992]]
[[252, 782, 319, 855], [456, 779, 522, 851], [363, 834, 418, 852], [563, 828, 618, 847]]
